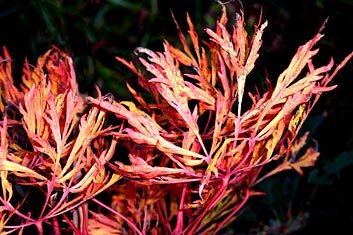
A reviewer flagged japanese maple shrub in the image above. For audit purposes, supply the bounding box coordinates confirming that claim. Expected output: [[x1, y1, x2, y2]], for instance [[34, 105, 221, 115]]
[[1, 4, 352, 235]]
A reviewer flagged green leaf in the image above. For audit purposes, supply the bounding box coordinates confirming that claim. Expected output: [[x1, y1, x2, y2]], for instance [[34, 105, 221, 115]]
[[324, 150, 353, 176], [308, 150, 353, 185]]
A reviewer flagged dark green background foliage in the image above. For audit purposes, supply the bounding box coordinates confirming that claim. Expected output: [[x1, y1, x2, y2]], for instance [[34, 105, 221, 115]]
[[1, 0, 353, 234]]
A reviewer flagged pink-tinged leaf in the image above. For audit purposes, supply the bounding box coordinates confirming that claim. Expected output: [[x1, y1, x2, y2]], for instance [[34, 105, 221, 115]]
[[275, 35, 323, 90], [245, 21, 267, 75], [289, 131, 310, 161], [199, 47, 213, 86], [182, 130, 201, 155], [236, 74, 246, 118], [126, 82, 148, 108], [205, 26, 234, 65], [173, 155, 204, 167], [157, 134, 205, 159], [115, 56, 144, 78], [114, 154, 185, 179], [29, 131, 57, 162], [256, 144, 319, 184], [123, 128, 158, 146], [123, 128, 204, 160], [186, 13, 201, 62], [0, 48, 24, 111], [88, 212, 122, 235], [58, 112, 93, 179], [0, 159, 48, 181], [326, 51, 353, 86], [184, 81, 215, 106], [210, 94, 228, 154], [68, 151, 107, 194], [123, 47, 209, 158], [170, 11, 197, 66], [63, 89, 84, 142], [165, 41, 195, 67], [44, 94, 63, 154], [0, 115, 13, 202], [232, 10, 249, 64], [217, 4, 228, 30], [263, 118, 285, 161], [291, 147, 320, 175], [2, 47, 14, 83], [19, 84, 51, 139], [217, 54, 231, 101], [118, 100, 163, 137], [88, 97, 147, 133], [0, 114, 8, 155]]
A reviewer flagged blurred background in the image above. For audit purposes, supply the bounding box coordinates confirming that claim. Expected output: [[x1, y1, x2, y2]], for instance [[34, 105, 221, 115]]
[[1, 0, 352, 234]]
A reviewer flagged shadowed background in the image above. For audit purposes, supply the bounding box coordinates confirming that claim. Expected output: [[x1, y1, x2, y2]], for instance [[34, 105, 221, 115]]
[[1, 0, 352, 234]]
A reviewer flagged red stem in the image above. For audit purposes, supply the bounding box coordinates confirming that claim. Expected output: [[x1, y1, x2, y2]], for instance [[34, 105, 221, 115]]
[[213, 188, 250, 235], [173, 183, 187, 234], [92, 197, 143, 235]]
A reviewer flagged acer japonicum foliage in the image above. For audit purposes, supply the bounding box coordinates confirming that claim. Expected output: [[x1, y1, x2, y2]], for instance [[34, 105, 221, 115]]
[[0, 4, 352, 235]]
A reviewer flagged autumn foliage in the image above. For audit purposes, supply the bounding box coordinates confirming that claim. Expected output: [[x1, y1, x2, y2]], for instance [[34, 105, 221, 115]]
[[1, 5, 352, 235]]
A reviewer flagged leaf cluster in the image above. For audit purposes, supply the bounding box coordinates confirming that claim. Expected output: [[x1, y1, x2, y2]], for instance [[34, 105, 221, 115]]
[[1, 4, 352, 235]]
